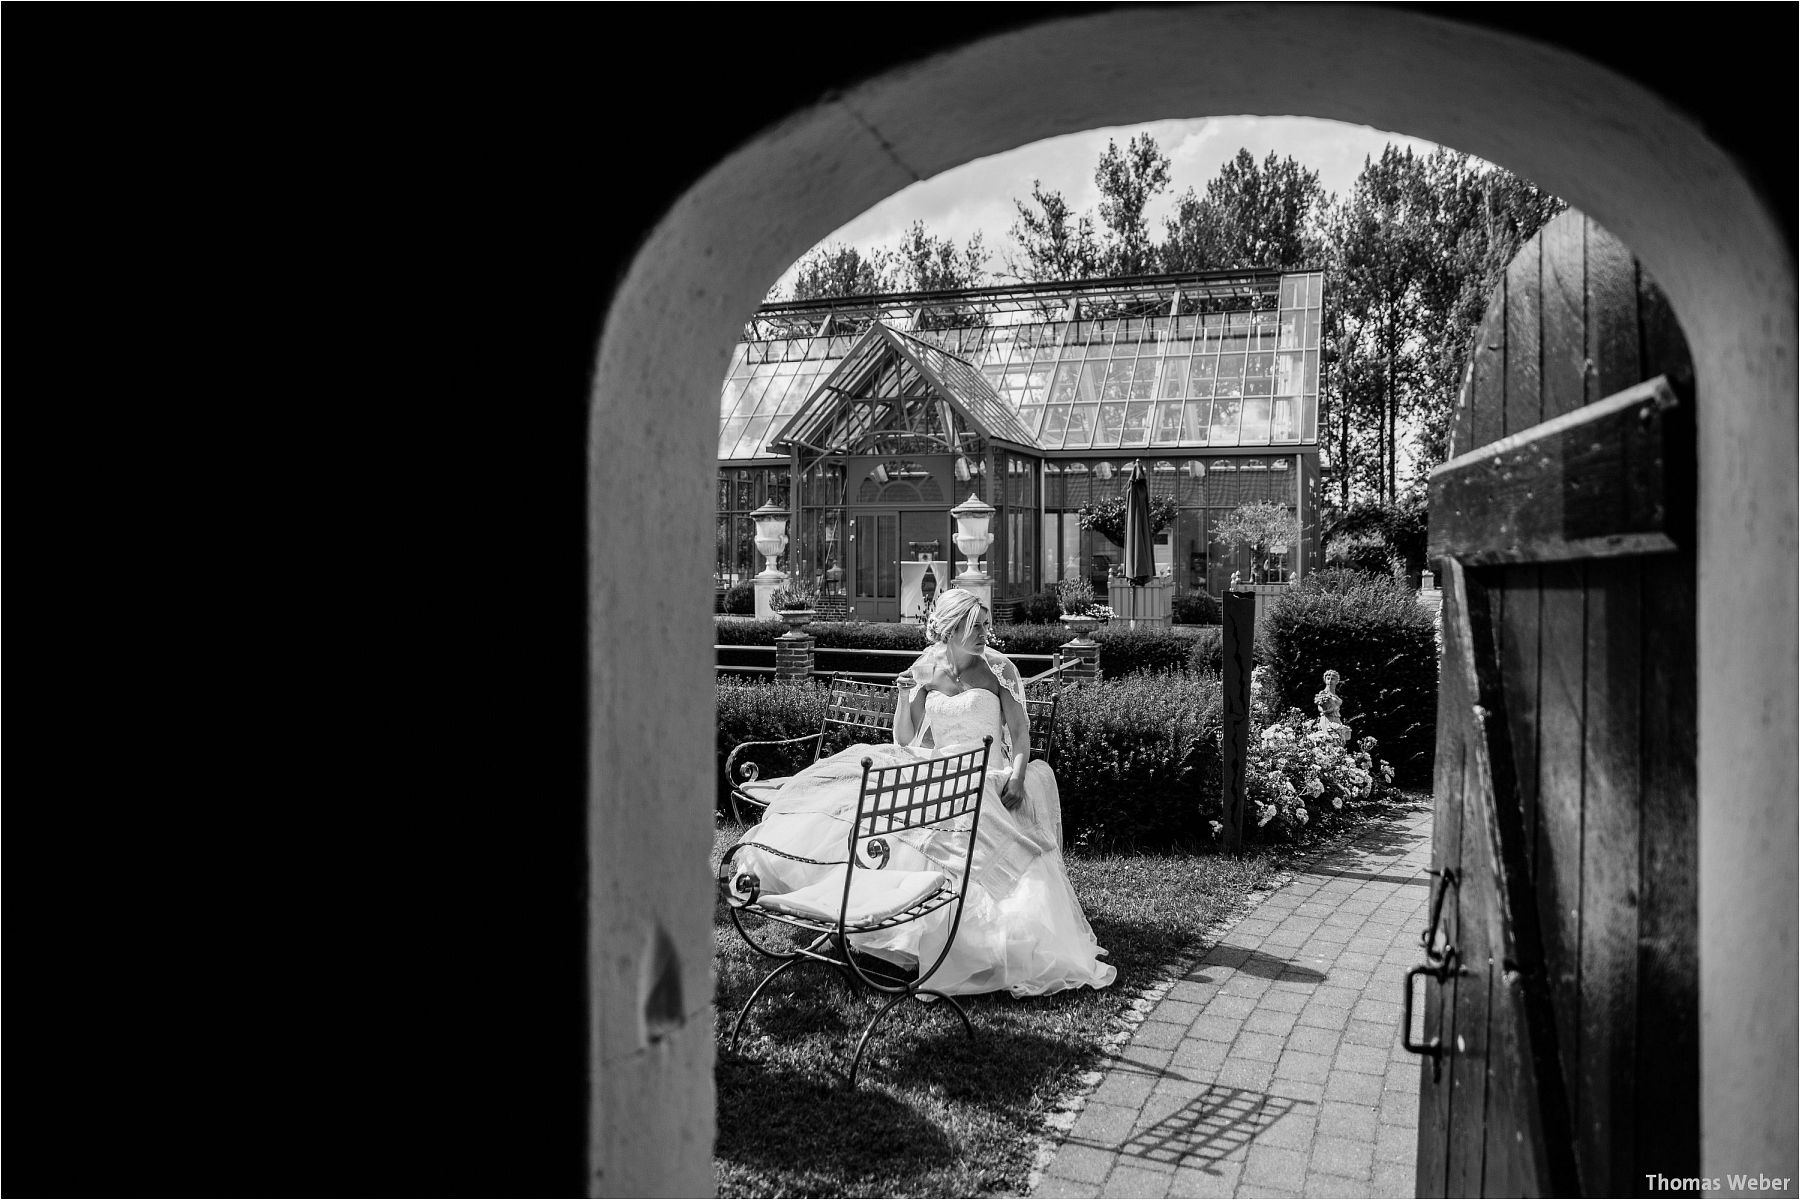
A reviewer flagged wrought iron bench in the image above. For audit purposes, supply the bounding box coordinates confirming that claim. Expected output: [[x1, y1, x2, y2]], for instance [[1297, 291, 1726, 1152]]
[[717, 737, 994, 1086], [725, 677, 1061, 822]]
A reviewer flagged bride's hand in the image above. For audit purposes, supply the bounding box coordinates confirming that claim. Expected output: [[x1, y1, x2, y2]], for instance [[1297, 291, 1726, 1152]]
[[1000, 772, 1027, 810]]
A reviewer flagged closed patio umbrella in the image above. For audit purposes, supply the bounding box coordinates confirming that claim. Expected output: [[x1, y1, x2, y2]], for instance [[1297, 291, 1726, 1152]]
[[1123, 458, 1155, 586]]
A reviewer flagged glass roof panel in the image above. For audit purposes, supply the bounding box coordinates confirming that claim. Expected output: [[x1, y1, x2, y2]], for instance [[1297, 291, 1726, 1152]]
[[725, 270, 1322, 457]]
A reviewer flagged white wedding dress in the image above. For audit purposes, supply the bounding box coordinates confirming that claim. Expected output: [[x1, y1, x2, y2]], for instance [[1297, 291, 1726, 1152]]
[[734, 686, 1117, 997]]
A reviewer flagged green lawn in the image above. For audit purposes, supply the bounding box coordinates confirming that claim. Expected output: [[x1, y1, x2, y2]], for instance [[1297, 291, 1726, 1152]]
[[710, 821, 1285, 1198]]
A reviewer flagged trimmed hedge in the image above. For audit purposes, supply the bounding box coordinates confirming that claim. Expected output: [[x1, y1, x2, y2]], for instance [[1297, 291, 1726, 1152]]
[[1259, 572, 1438, 785], [715, 675, 1225, 849], [720, 580, 756, 615], [1013, 588, 1064, 625], [1172, 589, 1222, 625], [713, 617, 1197, 681]]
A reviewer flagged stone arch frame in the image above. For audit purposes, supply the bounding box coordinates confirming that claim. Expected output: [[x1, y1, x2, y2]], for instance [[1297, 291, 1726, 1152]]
[[590, 8, 1796, 1194]]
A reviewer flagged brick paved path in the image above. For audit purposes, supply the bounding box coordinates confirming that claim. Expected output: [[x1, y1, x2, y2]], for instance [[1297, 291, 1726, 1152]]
[[1034, 805, 1434, 1199]]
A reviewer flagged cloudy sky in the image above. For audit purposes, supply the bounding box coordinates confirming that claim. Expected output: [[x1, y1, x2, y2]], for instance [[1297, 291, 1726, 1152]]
[[778, 115, 1469, 290]]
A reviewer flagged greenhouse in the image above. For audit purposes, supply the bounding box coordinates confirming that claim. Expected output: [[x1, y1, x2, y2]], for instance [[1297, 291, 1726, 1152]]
[[717, 268, 1325, 620]]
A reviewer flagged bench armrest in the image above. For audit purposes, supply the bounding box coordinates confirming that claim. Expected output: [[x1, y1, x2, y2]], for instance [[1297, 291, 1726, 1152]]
[[726, 732, 825, 784], [718, 839, 848, 907]]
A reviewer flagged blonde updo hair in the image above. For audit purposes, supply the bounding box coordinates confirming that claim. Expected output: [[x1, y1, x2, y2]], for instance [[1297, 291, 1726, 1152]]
[[924, 587, 987, 646]]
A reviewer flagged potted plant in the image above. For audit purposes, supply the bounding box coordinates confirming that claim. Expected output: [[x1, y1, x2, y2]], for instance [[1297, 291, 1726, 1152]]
[[1212, 501, 1301, 584], [1055, 577, 1112, 644], [769, 585, 819, 630]]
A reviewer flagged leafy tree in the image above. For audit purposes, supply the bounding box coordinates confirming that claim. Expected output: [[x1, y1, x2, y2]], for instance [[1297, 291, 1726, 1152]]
[[1213, 501, 1300, 581], [891, 220, 990, 293], [786, 243, 895, 301], [1161, 149, 1328, 272], [1004, 180, 1103, 283], [1093, 134, 1172, 276]]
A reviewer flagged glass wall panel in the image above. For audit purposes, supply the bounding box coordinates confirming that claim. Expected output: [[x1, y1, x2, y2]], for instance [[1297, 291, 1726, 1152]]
[[1065, 403, 1097, 447], [1160, 356, 1188, 398], [1210, 397, 1243, 444], [1129, 358, 1160, 399], [735, 415, 776, 458], [1152, 401, 1184, 445], [1100, 360, 1132, 403], [1095, 402, 1126, 447], [1040, 405, 1070, 448], [1240, 398, 1272, 444], [1016, 405, 1047, 438], [1306, 273, 1323, 307], [719, 418, 750, 458], [1182, 401, 1211, 443], [1245, 352, 1274, 395], [1076, 360, 1106, 404], [1271, 397, 1298, 442], [1215, 354, 1245, 398], [1189, 355, 1216, 397], [1122, 401, 1153, 447], [1047, 360, 1080, 404]]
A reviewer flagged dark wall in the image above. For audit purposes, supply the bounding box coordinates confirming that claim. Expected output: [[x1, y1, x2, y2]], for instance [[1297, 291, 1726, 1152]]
[[9, 5, 1791, 1197]]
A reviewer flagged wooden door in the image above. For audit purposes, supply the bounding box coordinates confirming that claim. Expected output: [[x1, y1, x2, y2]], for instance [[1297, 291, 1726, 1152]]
[[1411, 211, 1699, 1196]]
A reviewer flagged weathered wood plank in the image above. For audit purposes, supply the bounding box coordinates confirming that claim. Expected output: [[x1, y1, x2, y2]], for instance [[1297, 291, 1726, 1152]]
[[1505, 233, 1543, 438], [1453, 560, 1581, 1196], [1635, 549, 1700, 1184], [1587, 227, 1642, 401], [1577, 557, 1643, 1193], [1470, 285, 1508, 451], [1426, 378, 1684, 565], [1416, 573, 1472, 1198], [1497, 565, 1542, 884], [1540, 211, 1588, 420], [1446, 735, 1493, 1200], [1535, 560, 1586, 1144]]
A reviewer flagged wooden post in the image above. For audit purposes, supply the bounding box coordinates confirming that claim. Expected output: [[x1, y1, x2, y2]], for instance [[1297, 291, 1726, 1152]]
[[1221, 588, 1255, 853]]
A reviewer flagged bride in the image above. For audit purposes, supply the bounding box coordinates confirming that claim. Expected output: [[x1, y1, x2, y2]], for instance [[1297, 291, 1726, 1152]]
[[730, 587, 1116, 997]]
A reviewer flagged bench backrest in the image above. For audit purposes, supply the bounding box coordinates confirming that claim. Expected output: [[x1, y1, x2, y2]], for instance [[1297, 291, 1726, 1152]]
[[854, 738, 991, 839]]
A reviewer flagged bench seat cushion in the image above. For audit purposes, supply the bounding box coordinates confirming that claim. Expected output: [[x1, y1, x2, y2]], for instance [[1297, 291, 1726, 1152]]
[[734, 778, 786, 806], [756, 867, 947, 926]]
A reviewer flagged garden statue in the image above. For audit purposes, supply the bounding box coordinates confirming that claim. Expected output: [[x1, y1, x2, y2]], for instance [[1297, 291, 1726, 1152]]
[[1314, 669, 1352, 745]]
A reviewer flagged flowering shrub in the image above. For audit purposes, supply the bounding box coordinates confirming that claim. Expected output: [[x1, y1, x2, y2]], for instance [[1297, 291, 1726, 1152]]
[[1237, 666, 1396, 841]]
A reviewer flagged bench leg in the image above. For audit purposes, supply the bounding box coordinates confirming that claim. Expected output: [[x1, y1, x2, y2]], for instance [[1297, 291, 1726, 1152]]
[[846, 987, 975, 1088]]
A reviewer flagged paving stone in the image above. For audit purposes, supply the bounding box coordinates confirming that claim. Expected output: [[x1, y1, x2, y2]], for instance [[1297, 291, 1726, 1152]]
[[1379, 1087, 1421, 1125], [1148, 997, 1205, 1025], [1133, 1019, 1187, 1050], [1169, 1038, 1231, 1072], [1245, 1008, 1301, 1037], [1351, 997, 1404, 1025], [1341, 1018, 1396, 1048], [1303, 1170, 1373, 1197], [1100, 1163, 1170, 1198], [1033, 1175, 1097, 1199], [1372, 1159, 1417, 1197], [1308, 925, 1353, 944], [1325, 1070, 1386, 1105], [1315, 1100, 1380, 1140], [1273, 1049, 1332, 1084], [1189, 1013, 1245, 1043], [1170, 1159, 1243, 1198], [1074, 1101, 1141, 1143], [1250, 1108, 1317, 1151], [1325, 968, 1374, 990], [1232, 1031, 1285, 1062], [1295, 1003, 1351, 1031], [1375, 1121, 1417, 1163], [1208, 993, 1259, 1020], [1236, 1186, 1303, 1199], [1259, 987, 1310, 1013], [1166, 979, 1221, 1005], [1307, 983, 1362, 1010], [1214, 1057, 1276, 1091], [1310, 1134, 1375, 1178], [1115, 1042, 1176, 1072], [1335, 1042, 1392, 1076], [1283, 1023, 1342, 1056], [1208, 946, 1251, 968], [1334, 950, 1383, 975], [1270, 1079, 1325, 1105], [1090, 1069, 1158, 1108], [1147, 1073, 1212, 1107], [1050, 1143, 1116, 1184], [1222, 974, 1275, 998], [1244, 1143, 1310, 1190]]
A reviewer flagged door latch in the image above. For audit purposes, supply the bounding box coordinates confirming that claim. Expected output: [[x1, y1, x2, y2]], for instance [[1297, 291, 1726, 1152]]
[[1402, 868, 1463, 1075]]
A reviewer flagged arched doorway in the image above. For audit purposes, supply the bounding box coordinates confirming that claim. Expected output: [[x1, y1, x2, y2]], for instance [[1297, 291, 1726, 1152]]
[[589, 8, 1796, 1194]]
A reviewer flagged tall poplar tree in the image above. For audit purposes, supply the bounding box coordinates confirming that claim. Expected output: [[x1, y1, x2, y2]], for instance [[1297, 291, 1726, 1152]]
[[1161, 149, 1328, 272]]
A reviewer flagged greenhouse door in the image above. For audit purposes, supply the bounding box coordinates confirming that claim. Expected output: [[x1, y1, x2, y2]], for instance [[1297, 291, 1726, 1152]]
[[850, 512, 898, 621], [1411, 211, 1699, 1196]]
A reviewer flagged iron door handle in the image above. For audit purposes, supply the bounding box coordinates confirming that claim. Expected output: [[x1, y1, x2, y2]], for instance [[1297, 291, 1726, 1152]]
[[1402, 950, 1460, 1058]]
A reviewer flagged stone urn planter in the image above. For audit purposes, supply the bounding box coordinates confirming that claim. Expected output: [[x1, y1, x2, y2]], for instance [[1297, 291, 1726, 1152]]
[[777, 608, 817, 632], [1059, 614, 1100, 645]]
